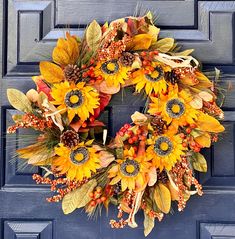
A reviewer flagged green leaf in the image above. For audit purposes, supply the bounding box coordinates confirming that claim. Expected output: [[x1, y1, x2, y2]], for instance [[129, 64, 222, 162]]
[[192, 153, 207, 172], [86, 20, 102, 51], [152, 38, 174, 53], [62, 179, 97, 214], [170, 49, 194, 56], [144, 212, 155, 237], [7, 89, 33, 113]]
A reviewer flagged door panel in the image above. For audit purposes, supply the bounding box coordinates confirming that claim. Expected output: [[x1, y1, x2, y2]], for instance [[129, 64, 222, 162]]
[[1, 1, 235, 239]]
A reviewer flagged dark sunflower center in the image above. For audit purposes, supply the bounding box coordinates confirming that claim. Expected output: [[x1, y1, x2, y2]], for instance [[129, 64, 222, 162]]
[[145, 66, 164, 82], [166, 98, 185, 118], [101, 60, 119, 75], [65, 90, 83, 108], [120, 159, 140, 177], [70, 147, 89, 165], [154, 136, 173, 156]]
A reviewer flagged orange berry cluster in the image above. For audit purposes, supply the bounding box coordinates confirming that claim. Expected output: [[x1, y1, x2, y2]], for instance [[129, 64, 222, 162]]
[[180, 123, 202, 153], [7, 113, 53, 134], [32, 174, 87, 202], [88, 186, 107, 207]]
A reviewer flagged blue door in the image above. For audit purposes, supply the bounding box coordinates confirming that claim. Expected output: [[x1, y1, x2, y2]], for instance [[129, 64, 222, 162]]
[[1, 1, 235, 238]]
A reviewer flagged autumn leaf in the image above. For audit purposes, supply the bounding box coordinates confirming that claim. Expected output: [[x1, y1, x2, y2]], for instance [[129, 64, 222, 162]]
[[32, 75, 53, 100], [152, 38, 174, 53], [192, 153, 207, 172], [195, 132, 211, 148], [62, 179, 97, 214], [170, 49, 194, 56], [197, 112, 225, 133], [126, 34, 152, 51], [86, 20, 102, 51], [154, 183, 171, 214], [39, 61, 64, 83], [7, 89, 32, 113], [144, 212, 155, 236]]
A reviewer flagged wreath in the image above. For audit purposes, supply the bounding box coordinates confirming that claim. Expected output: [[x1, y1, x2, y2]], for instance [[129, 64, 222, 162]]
[[7, 13, 225, 236]]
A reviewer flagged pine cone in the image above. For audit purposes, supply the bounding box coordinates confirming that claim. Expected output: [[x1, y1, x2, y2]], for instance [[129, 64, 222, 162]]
[[157, 169, 168, 184], [119, 52, 135, 67], [60, 130, 79, 148], [64, 64, 80, 83], [151, 116, 165, 135], [165, 70, 180, 84]]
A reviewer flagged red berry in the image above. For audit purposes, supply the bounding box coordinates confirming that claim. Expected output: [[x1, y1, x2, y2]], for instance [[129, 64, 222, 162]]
[[143, 60, 149, 66], [127, 130, 133, 136], [101, 196, 106, 202], [97, 75, 103, 81], [82, 122, 87, 128], [89, 192, 94, 198], [132, 136, 138, 142], [90, 58, 95, 64], [190, 141, 196, 147], [124, 124, 130, 129], [186, 128, 191, 134], [119, 131, 124, 136], [182, 142, 188, 148], [90, 200, 96, 207], [89, 66, 95, 71], [128, 138, 134, 144], [180, 133, 185, 139], [133, 146, 138, 152], [190, 123, 197, 129], [194, 147, 200, 152], [89, 79, 95, 84], [82, 72, 88, 78], [154, 50, 159, 55], [90, 116, 95, 122], [81, 64, 87, 69], [96, 198, 102, 204], [133, 153, 137, 158], [140, 51, 147, 57]]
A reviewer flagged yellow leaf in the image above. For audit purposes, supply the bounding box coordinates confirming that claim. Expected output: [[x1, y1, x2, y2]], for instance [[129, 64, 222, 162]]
[[195, 133, 211, 148], [7, 89, 33, 113], [195, 72, 213, 89], [192, 153, 207, 172], [152, 38, 174, 53], [62, 179, 97, 214], [86, 20, 102, 51], [167, 182, 179, 201], [52, 47, 70, 66], [154, 183, 171, 214], [197, 112, 225, 133], [39, 61, 64, 83], [66, 32, 80, 64], [144, 212, 155, 236], [53, 33, 80, 66], [126, 34, 152, 51]]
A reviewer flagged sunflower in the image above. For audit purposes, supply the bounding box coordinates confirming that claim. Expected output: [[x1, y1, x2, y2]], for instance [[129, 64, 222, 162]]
[[53, 140, 100, 181], [50, 81, 99, 122], [148, 86, 198, 131], [108, 147, 151, 191], [146, 131, 185, 171], [95, 59, 130, 87], [131, 61, 171, 95]]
